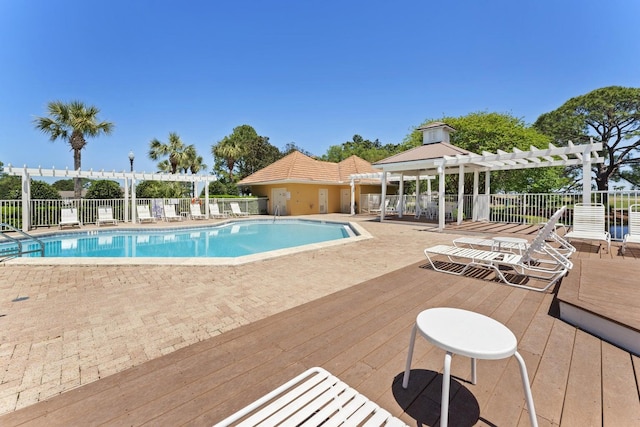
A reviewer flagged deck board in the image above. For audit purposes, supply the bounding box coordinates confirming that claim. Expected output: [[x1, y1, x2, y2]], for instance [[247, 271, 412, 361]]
[[1, 235, 639, 425]]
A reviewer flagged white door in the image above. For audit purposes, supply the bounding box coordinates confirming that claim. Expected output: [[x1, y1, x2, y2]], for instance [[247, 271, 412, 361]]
[[318, 189, 328, 214], [340, 189, 350, 213], [272, 188, 288, 215]]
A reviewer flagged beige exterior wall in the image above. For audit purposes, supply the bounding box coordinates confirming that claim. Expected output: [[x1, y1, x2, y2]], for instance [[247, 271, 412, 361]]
[[246, 183, 382, 215]]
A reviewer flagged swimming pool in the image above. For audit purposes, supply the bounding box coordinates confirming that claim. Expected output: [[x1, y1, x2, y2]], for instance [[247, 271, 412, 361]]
[[8, 219, 361, 260]]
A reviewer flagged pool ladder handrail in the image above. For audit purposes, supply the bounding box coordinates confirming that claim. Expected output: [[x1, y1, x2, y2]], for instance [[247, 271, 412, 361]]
[[273, 205, 280, 222], [0, 223, 45, 261]]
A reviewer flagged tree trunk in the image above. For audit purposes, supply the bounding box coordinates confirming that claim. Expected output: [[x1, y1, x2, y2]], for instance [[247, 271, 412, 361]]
[[74, 148, 82, 199]]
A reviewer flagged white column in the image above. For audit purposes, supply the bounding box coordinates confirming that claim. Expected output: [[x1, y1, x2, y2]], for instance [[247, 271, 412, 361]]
[[457, 165, 465, 225], [582, 142, 592, 204], [398, 173, 404, 218], [350, 179, 355, 215], [472, 171, 479, 222], [124, 177, 130, 223], [438, 164, 445, 231], [21, 168, 30, 231], [380, 171, 387, 222], [427, 177, 432, 197], [131, 176, 137, 224], [205, 179, 210, 217], [415, 174, 421, 217]]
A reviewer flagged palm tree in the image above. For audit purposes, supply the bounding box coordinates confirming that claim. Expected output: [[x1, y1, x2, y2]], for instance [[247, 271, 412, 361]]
[[212, 136, 245, 181], [34, 100, 114, 198], [182, 145, 208, 197], [148, 132, 187, 174]]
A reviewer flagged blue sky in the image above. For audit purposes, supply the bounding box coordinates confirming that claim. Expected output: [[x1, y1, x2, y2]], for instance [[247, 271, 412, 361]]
[[1, 0, 638, 176]]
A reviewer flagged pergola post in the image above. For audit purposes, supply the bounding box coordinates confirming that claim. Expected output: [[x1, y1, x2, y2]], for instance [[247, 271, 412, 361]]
[[350, 178, 355, 215], [131, 176, 137, 223], [124, 177, 130, 223], [457, 165, 465, 224], [397, 173, 404, 218], [438, 164, 445, 231], [582, 141, 592, 204], [472, 170, 479, 221], [380, 171, 387, 222], [21, 167, 30, 232]]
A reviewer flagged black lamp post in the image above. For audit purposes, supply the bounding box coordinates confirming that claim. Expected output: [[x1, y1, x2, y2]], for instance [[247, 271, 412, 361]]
[[128, 150, 135, 172]]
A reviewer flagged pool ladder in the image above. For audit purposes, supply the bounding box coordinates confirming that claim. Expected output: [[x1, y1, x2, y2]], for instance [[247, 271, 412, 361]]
[[273, 205, 280, 222], [0, 223, 45, 261]]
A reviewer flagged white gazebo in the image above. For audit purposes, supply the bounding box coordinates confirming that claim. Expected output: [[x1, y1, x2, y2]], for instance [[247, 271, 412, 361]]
[[5, 165, 217, 231], [350, 122, 604, 230]]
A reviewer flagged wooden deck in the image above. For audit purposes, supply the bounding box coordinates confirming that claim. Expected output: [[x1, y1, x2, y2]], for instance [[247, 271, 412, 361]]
[[2, 240, 639, 426]]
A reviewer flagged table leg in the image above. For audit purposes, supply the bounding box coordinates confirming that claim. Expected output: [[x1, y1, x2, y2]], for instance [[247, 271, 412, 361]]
[[441, 351, 452, 427], [514, 351, 538, 427], [471, 357, 477, 384], [402, 324, 418, 388]]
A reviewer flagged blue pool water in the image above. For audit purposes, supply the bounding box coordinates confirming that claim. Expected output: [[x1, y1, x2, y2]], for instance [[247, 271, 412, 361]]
[[12, 220, 356, 258]]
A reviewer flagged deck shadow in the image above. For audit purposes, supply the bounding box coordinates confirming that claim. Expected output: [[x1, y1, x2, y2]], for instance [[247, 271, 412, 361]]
[[392, 369, 480, 427]]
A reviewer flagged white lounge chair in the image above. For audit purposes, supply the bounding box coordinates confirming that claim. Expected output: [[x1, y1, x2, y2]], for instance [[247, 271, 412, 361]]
[[621, 204, 640, 254], [59, 208, 81, 229], [213, 367, 408, 427], [209, 203, 228, 219], [96, 206, 118, 227], [564, 203, 611, 253], [189, 203, 206, 220], [163, 204, 183, 222], [452, 208, 576, 258], [136, 205, 157, 223], [424, 206, 571, 292], [230, 202, 249, 217], [372, 199, 396, 216]]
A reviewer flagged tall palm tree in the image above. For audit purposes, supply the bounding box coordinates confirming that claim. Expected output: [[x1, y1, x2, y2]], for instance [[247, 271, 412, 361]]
[[182, 145, 208, 197], [148, 132, 187, 174], [34, 100, 114, 198]]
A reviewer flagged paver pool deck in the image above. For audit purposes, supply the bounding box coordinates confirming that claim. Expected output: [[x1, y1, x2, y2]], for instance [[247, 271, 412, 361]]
[[0, 215, 454, 415]]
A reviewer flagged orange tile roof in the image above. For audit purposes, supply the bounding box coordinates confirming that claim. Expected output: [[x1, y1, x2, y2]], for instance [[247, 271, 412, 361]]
[[238, 151, 381, 185]]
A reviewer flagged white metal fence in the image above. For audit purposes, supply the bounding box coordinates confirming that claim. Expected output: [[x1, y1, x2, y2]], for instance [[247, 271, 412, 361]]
[[0, 197, 267, 231], [360, 190, 640, 241]]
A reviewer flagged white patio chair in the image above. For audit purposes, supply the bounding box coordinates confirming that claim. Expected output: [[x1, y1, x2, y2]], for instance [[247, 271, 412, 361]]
[[424, 206, 571, 292], [96, 206, 118, 226], [213, 367, 408, 427], [564, 203, 611, 252], [230, 202, 249, 217], [209, 203, 228, 219], [59, 208, 81, 229], [163, 204, 183, 222], [621, 204, 640, 254], [189, 203, 206, 220], [136, 205, 157, 223]]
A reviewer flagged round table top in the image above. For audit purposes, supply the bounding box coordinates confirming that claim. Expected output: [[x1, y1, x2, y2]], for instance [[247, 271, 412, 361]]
[[416, 308, 517, 360]]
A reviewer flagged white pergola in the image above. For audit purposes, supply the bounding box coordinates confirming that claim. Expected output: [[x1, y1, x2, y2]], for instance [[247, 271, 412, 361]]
[[350, 138, 604, 230], [5, 164, 217, 231]]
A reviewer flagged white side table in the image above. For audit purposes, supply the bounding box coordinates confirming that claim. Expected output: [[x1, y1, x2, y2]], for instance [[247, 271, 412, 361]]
[[492, 236, 529, 254], [402, 307, 538, 427]]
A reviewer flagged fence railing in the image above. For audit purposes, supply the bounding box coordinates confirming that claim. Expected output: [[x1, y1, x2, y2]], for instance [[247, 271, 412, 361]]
[[0, 197, 267, 231], [360, 190, 640, 241]]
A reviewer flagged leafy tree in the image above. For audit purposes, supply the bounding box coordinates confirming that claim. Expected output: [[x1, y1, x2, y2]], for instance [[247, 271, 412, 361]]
[[148, 132, 187, 174], [33, 100, 114, 198], [282, 143, 314, 157], [534, 86, 640, 191], [31, 180, 62, 199], [0, 175, 20, 199], [211, 125, 256, 181], [52, 178, 91, 191], [322, 135, 399, 163], [85, 180, 124, 199], [136, 180, 189, 198], [182, 145, 207, 174], [406, 112, 569, 193], [236, 136, 282, 179]]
